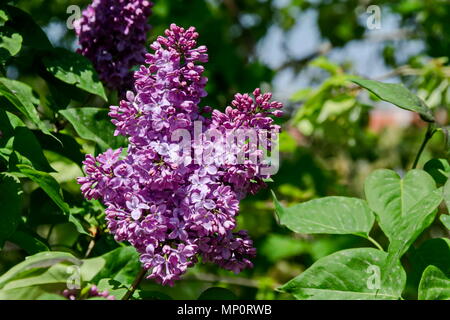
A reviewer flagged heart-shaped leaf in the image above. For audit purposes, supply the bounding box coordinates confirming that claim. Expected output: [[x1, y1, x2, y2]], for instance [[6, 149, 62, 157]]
[[280, 248, 406, 300], [418, 266, 450, 300], [364, 169, 442, 256], [273, 192, 375, 238]]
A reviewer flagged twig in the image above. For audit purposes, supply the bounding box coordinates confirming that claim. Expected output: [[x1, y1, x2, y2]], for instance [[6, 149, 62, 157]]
[[122, 267, 147, 300], [412, 123, 436, 169]]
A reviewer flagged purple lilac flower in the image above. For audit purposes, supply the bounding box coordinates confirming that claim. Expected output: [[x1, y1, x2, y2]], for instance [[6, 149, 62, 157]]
[[78, 24, 283, 286], [62, 285, 115, 300], [74, 0, 153, 92]]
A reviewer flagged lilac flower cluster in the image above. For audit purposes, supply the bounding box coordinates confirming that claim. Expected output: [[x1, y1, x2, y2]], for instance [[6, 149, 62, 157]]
[[63, 285, 115, 300], [78, 24, 283, 285], [74, 0, 153, 92]]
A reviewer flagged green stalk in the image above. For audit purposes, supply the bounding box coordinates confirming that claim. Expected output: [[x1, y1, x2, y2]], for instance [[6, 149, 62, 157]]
[[412, 123, 436, 169], [122, 267, 147, 300]]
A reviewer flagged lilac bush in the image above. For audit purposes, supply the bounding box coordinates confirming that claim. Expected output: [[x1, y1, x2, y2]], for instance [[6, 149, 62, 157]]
[[78, 24, 283, 285], [74, 0, 153, 92]]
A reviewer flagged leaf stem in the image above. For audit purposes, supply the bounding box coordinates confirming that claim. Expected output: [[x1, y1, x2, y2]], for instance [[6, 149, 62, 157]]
[[121, 267, 147, 300], [367, 236, 384, 251], [412, 124, 435, 169]]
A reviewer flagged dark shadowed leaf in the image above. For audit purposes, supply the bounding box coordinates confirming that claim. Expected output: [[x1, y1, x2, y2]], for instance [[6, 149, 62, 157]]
[[13, 165, 88, 235], [410, 238, 450, 288], [8, 229, 50, 255], [0, 78, 53, 136], [42, 48, 107, 101], [32, 130, 84, 165], [3, 5, 52, 50], [424, 158, 450, 186], [0, 110, 54, 172], [198, 287, 237, 300], [0, 174, 22, 246]]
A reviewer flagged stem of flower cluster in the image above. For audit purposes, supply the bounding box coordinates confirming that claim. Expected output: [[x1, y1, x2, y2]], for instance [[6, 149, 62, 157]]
[[122, 267, 147, 300], [412, 123, 435, 169], [367, 236, 384, 251]]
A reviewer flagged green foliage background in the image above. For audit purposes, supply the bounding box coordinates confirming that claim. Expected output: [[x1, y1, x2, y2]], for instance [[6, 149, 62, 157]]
[[0, 0, 449, 300]]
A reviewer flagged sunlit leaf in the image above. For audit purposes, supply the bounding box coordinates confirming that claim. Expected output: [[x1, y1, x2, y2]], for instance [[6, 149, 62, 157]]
[[59, 107, 126, 151], [352, 78, 434, 122], [418, 266, 450, 300], [280, 248, 406, 300], [273, 192, 375, 238]]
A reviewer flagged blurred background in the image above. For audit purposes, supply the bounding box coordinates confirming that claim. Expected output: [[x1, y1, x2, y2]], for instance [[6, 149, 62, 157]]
[[1, 0, 450, 299]]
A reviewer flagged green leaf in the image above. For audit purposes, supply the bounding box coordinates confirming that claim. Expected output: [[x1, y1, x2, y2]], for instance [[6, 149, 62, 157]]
[[387, 189, 443, 259], [198, 287, 237, 300], [280, 248, 406, 300], [8, 229, 49, 255], [0, 110, 54, 172], [259, 234, 309, 262], [0, 26, 22, 61], [273, 192, 375, 238], [0, 251, 80, 289], [0, 263, 75, 299], [364, 169, 442, 257], [134, 289, 172, 300], [440, 215, 450, 230], [418, 266, 450, 300], [42, 48, 107, 101], [424, 158, 450, 186], [59, 107, 127, 151], [0, 174, 22, 246], [351, 78, 434, 122], [0, 78, 52, 136], [410, 238, 450, 288], [95, 278, 128, 299], [14, 165, 88, 235], [2, 263, 72, 291], [0, 10, 8, 27], [32, 130, 84, 165], [15, 165, 68, 212], [443, 178, 450, 213], [2, 5, 52, 50], [81, 246, 140, 286]]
